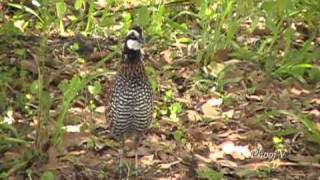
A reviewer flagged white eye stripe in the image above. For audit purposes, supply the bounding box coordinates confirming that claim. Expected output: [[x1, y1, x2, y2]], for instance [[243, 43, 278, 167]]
[[126, 39, 141, 50], [127, 29, 141, 38]]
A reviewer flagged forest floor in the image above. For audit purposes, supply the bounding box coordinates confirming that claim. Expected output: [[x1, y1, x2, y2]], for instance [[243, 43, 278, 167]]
[[2, 34, 320, 179]]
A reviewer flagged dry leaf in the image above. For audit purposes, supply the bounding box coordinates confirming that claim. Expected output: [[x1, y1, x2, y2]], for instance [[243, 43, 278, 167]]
[[141, 154, 154, 166], [232, 145, 252, 160], [217, 159, 238, 168], [95, 106, 105, 113], [64, 124, 82, 133], [209, 151, 225, 161], [160, 49, 172, 64], [201, 102, 222, 119], [246, 95, 263, 101], [207, 98, 223, 107], [290, 87, 302, 95], [223, 109, 234, 118], [160, 160, 181, 169], [187, 110, 202, 122], [187, 127, 206, 141], [221, 141, 235, 155]]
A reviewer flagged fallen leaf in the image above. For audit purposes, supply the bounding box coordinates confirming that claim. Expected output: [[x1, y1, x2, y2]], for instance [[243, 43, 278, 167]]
[[221, 141, 235, 155], [64, 124, 82, 133], [141, 154, 154, 166], [160, 160, 181, 169], [246, 95, 263, 101], [231, 145, 252, 160], [236, 145, 252, 158], [207, 98, 223, 107], [209, 151, 225, 161], [95, 106, 105, 113], [187, 110, 202, 122], [160, 49, 172, 64], [187, 127, 206, 141], [69, 150, 86, 155], [217, 159, 238, 168], [223, 109, 234, 118], [311, 98, 320, 104], [308, 109, 320, 117], [290, 87, 302, 95], [201, 102, 222, 120]]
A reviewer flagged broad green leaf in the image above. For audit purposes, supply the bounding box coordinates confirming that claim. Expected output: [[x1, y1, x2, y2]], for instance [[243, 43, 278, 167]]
[[173, 130, 184, 142], [178, 37, 192, 44], [169, 102, 182, 114], [41, 171, 54, 180], [30, 80, 40, 95], [100, 14, 115, 27], [162, 90, 172, 102], [74, 0, 84, 10], [136, 6, 150, 27], [145, 66, 158, 92], [88, 81, 102, 95], [56, 2, 67, 19], [70, 43, 80, 51]]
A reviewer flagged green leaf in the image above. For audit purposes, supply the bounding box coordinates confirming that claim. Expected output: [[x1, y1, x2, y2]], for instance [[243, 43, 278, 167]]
[[121, 12, 132, 35], [40, 91, 52, 121], [100, 14, 115, 27], [41, 171, 54, 180], [59, 76, 83, 101], [30, 80, 40, 95], [70, 43, 80, 51], [74, 0, 84, 10], [173, 130, 184, 142], [0, 21, 21, 35], [169, 102, 182, 122], [162, 90, 172, 102], [197, 167, 223, 180], [88, 81, 102, 95], [7, 3, 44, 23], [178, 37, 192, 44], [136, 6, 150, 27], [54, 75, 85, 146], [145, 66, 158, 92], [56, 2, 67, 19], [169, 102, 182, 114]]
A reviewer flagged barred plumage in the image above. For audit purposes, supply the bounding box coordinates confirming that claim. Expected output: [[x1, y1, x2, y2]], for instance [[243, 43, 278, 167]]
[[105, 26, 153, 177], [109, 67, 153, 137]]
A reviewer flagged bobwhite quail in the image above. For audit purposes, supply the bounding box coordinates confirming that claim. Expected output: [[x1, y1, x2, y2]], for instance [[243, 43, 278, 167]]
[[106, 26, 153, 177]]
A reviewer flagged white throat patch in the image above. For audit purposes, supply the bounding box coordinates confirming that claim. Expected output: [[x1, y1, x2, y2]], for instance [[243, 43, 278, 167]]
[[127, 39, 141, 50], [127, 29, 141, 38]]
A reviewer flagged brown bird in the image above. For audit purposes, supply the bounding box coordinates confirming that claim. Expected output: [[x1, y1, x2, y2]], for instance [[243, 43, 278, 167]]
[[106, 26, 153, 178]]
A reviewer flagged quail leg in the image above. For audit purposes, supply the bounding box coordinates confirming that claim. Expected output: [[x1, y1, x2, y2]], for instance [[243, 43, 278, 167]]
[[119, 136, 125, 179], [134, 135, 140, 175]]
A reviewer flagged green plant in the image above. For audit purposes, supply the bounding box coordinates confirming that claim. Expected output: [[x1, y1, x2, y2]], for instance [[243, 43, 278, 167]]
[[256, 166, 274, 178], [197, 0, 238, 65], [52, 75, 86, 146], [197, 167, 224, 180], [273, 136, 285, 152]]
